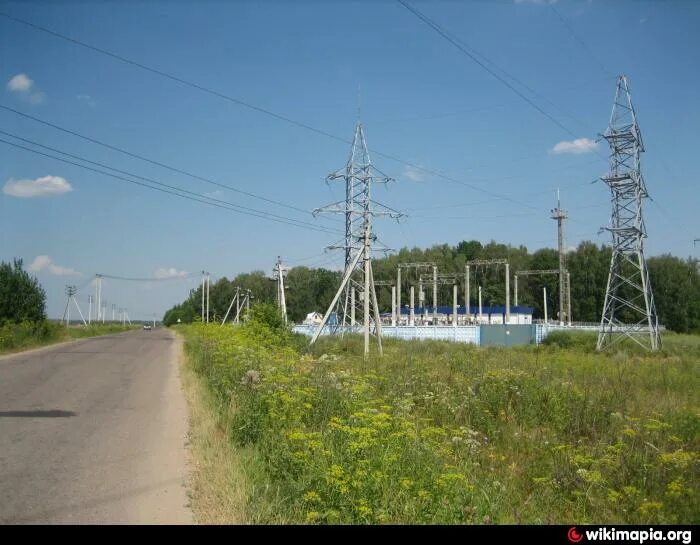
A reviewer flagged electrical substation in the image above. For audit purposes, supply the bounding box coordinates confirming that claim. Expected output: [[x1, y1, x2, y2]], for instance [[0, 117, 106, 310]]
[[293, 75, 661, 354]]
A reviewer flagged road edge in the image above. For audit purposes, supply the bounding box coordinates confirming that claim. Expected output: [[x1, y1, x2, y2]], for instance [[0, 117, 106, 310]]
[[0, 328, 140, 362]]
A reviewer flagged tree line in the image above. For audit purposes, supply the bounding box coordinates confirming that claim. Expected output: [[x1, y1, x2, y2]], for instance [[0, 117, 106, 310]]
[[162, 240, 700, 333]]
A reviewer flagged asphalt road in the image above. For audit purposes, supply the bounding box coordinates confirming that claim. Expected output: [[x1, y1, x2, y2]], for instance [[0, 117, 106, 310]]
[[0, 328, 192, 524]]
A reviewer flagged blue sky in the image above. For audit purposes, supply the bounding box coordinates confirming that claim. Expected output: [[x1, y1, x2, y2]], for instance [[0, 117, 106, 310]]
[[1, 0, 698, 320]]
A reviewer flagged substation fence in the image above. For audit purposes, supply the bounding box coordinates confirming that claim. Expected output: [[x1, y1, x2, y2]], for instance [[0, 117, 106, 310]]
[[293, 323, 664, 347], [292, 324, 480, 345]]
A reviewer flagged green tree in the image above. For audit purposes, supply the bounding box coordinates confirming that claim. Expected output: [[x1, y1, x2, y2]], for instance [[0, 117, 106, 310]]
[[0, 259, 47, 323], [648, 255, 700, 333], [160, 240, 700, 333]]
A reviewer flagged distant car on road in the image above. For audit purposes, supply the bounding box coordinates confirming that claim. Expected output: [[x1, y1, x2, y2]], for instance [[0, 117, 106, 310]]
[[143, 324, 152, 330]]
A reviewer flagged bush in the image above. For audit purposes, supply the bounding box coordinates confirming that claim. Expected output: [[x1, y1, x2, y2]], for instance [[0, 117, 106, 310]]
[[542, 330, 597, 350], [0, 259, 46, 323]]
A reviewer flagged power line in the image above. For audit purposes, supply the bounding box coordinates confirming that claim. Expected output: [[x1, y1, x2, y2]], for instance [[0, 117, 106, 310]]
[[0, 104, 336, 222], [1, 131, 341, 235], [1, 102, 541, 213], [1, 129, 339, 235], [0, 12, 352, 147], [0, 15, 557, 212], [396, 0, 580, 138], [97, 273, 198, 282], [0, 136, 342, 236], [549, 4, 613, 78]]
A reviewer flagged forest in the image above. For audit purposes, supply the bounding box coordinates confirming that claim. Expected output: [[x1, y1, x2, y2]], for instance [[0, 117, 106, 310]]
[[163, 240, 700, 333]]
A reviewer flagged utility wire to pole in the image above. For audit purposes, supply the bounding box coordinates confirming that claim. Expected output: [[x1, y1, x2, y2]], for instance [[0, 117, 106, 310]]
[[0, 105, 341, 223], [396, 0, 593, 142], [0, 11, 583, 211], [0, 133, 342, 236]]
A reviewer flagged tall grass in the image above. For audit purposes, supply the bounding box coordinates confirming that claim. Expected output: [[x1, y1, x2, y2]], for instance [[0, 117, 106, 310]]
[[181, 322, 699, 524], [0, 320, 138, 354]]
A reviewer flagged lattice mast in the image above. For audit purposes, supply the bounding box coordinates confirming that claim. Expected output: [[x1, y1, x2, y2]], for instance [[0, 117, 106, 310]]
[[597, 75, 660, 350], [311, 121, 402, 358]]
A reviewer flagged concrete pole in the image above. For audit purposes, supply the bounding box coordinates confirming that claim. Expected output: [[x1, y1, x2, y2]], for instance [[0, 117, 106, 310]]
[[201, 272, 205, 322], [432, 266, 438, 326], [351, 287, 356, 326], [544, 286, 548, 324], [235, 287, 241, 324], [207, 273, 211, 323], [280, 267, 287, 324], [410, 286, 415, 326], [466, 265, 470, 324], [363, 228, 371, 359], [514, 275, 518, 306], [391, 285, 396, 327], [96, 276, 102, 323], [88, 295, 92, 325], [567, 271, 572, 326], [206, 273, 211, 324], [112, 304, 115, 322], [505, 263, 510, 325], [478, 286, 483, 324], [452, 283, 458, 327], [102, 303, 105, 324], [396, 267, 401, 322], [418, 278, 423, 308]]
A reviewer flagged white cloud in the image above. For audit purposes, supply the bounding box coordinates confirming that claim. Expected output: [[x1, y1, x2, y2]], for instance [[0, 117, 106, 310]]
[[639, 17, 648, 24], [28, 91, 47, 105], [6, 73, 47, 104], [204, 190, 224, 199], [29, 255, 51, 272], [154, 267, 189, 279], [77, 94, 96, 107], [402, 165, 425, 182], [7, 73, 33, 92], [3, 175, 73, 198], [515, 0, 558, 4], [29, 255, 81, 276], [550, 138, 598, 155]]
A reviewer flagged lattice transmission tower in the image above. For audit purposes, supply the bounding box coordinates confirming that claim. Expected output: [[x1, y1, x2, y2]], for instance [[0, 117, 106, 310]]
[[311, 120, 403, 358], [597, 75, 660, 351]]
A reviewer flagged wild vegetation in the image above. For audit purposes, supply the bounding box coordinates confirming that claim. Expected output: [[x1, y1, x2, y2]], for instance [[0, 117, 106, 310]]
[[0, 258, 136, 354], [180, 307, 699, 524], [164, 240, 700, 333], [0, 321, 137, 354]]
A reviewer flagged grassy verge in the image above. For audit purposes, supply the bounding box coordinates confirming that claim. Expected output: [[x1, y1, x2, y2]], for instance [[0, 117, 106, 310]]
[[179, 318, 699, 524], [0, 320, 140, 355], [178, 332, 252, 523]]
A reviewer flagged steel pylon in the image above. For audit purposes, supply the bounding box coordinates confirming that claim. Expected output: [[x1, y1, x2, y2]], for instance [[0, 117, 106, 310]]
[[311, 121, 403, 358], [597, 75, 660, 351]]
